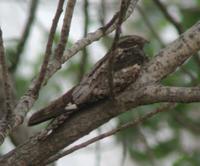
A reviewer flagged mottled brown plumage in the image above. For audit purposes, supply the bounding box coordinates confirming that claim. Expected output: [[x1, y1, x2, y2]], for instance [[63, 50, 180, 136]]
[[28, 35, 148, 126]]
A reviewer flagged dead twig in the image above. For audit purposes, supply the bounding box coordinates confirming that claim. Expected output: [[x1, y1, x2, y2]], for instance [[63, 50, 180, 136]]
[[152, 0, 183, 33], [54, 0, 77, 61], [78, 0, 90, 81], [137, 6, 165, 47], [99, 0, 106, 26], [32, 0, 65, 97], [107, 0, 130, 99], [0, 28, 14, 144]]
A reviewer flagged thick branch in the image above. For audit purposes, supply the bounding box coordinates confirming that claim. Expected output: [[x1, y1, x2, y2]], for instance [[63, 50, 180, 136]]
[[139, 85, 200, 104]]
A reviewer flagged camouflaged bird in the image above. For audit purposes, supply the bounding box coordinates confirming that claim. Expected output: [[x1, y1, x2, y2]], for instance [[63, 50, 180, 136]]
[[28, 35, 148, 126]]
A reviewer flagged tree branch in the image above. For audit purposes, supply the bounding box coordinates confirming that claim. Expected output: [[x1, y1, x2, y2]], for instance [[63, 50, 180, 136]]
[[152, 0, 184, 34], [31, 0, 65, 97], [0, 29, 13, 115], [107, 0, 130, 99], [78, 0, 90, 81], [0, 28, 14, 144], [137, 6, 165, 47], [54, 0, 77, 61], [138, 85, 200, 104]]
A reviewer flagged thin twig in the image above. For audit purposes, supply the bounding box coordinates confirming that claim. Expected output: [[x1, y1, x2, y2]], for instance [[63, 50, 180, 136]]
[[17, 2, 49, 34], [137, 127, 156, 166], [99, 0, 106, 26], [54, 0, 77, 61], [137, 6, 165, 47], [193, 54, 200, 69], [180, 67, 196, 83], [31, 0, 65, 97], [152, 0, 184, 34], [0, 29, 13, 114], [172, 111, 200, 133], [108, 0, 130, 99], [120, 140, 127, 166], [95, 128, 102, 166], [0, 28, 13, 144], [45, 104, 171, 164], [10, 0, 39, 72], [78, 0, 90, 82]]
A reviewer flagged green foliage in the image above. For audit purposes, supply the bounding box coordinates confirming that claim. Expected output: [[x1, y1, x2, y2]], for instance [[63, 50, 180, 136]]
[[181, 8, 200, 29], [6, 46, 17, 68], [153, 138, 179, 158], [173, 152, 200, 166], [15, 76, 29, 98]]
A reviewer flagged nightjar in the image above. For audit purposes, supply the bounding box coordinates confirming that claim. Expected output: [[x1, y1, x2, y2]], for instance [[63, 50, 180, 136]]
[[28, 35, 148, 126]]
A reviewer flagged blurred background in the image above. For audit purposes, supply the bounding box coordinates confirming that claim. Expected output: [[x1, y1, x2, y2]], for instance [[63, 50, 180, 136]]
[[0, 0, 200, 165]]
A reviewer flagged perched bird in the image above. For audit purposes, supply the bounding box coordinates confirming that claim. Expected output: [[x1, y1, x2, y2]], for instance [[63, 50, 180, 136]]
[[28, 35, 148, 126]]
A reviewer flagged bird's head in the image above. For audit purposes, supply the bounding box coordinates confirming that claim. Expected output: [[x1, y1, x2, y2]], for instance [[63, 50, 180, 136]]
[[117, 35, 149, 49], [112, 35, 149, 71]]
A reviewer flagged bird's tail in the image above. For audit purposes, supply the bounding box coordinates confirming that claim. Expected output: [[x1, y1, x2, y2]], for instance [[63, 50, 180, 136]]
[[28, 88, 76, 126]]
